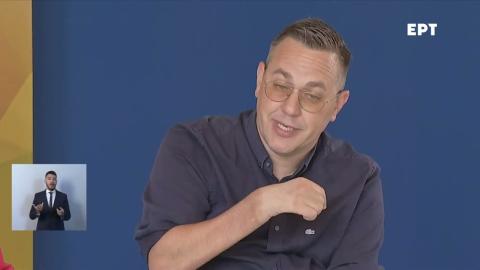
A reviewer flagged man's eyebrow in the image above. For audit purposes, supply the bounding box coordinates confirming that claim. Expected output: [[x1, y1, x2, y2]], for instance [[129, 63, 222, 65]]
[[271, 68, 292, 80], [304, 81, 326, 90], [271, 68, 327, 90]]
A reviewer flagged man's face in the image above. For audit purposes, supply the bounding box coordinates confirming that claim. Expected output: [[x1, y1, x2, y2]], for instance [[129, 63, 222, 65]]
[[255, 37, 350, 159], [45, 174, 57, 190]]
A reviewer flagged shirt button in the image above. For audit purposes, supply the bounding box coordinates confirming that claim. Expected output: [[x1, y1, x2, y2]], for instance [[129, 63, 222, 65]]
[[274, 225, 280, 231], [265, 161, 271, 167]]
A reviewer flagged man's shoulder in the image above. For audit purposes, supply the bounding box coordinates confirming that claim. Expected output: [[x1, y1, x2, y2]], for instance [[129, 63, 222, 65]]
[[56, 190, 68, 197], [164, 111, 251, 148], [177, 111, 247, 137], [34, 191, 44, 197], [324, 133, 379, 172]]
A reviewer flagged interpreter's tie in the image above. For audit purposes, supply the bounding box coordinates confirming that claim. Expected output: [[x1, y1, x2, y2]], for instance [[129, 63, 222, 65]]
[[49, 191, 53, 208]]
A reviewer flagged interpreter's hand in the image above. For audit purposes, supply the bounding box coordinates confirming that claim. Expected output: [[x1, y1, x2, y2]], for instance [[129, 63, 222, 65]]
[[33, 202, 44, 215], [56, 207, 65, 218], [255, 177, 327, 222]]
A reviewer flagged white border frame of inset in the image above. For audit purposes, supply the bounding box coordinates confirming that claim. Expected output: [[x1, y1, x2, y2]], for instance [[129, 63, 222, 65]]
[[11, 164, 87, 231]]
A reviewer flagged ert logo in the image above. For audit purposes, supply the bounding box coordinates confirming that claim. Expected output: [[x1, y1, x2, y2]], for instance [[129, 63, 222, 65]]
[[407, 23, 438, 36]]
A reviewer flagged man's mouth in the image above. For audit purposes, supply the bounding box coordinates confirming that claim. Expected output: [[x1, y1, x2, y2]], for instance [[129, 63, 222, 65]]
[[277, 122, 294, 132], [273, 120, 300, 138]]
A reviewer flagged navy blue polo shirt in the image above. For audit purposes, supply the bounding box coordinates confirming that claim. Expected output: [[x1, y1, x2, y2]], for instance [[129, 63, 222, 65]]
[[135, 110, 384, 270]]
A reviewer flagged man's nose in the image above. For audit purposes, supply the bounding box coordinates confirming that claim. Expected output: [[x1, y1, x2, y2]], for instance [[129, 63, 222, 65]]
[[280, 90, 302, 116]]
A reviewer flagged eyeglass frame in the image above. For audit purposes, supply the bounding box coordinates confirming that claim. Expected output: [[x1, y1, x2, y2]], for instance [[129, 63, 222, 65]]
[[262, 79, 344, 113]]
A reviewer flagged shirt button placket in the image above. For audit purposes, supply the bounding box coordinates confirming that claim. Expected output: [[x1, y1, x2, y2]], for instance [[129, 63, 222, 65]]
[[267, 216, 283, 253]]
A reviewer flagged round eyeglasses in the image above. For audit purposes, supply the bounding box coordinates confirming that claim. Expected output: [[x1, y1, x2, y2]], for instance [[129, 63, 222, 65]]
[[264, 80, 342, 113]]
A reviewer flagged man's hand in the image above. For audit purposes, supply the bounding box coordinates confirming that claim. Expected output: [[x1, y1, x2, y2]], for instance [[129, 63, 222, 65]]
[[256, 177, 327, 222], [32, 202, 44, 215], [56, 207, 65, 218]]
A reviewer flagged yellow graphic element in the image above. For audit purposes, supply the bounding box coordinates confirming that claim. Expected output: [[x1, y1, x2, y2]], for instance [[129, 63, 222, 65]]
[[0, 1, 33, 270]]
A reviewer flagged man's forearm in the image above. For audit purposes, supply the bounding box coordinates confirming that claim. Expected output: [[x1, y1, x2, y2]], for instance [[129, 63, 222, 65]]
[[148, 189, 268, 270]]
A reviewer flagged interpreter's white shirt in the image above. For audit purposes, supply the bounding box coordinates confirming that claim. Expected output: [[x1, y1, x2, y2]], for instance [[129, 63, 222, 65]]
[[45, 189, 56, 207]]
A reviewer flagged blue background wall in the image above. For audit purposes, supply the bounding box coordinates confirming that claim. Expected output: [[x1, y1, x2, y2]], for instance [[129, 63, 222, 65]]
[[33, 2, 480, 270]]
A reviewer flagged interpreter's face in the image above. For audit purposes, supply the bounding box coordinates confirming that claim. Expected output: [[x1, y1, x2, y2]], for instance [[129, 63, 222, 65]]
[[45, 174, 57, 191], [255, 37, 349, 159]]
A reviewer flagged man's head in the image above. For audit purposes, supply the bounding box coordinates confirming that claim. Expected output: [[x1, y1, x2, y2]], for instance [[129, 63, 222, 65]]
[[44, 170, 57, 191], [255, 18, 351, 160]]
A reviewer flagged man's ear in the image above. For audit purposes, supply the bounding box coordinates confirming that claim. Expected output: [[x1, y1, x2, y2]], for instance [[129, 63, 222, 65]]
[[255, 61, 266, 98], [331, 90, 350, 122]]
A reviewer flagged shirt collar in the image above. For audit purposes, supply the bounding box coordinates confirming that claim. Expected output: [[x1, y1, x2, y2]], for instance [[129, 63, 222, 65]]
[[244, 110, 322, 176], [245, 110, 270, 169], [45, 189, 56, 195]]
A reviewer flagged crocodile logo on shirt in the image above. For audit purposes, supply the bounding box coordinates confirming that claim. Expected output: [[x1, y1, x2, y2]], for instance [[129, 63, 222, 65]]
[[305, 228, 315, 235]]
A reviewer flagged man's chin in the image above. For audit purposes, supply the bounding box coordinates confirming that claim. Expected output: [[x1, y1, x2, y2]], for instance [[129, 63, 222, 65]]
[[268, 142, 297, 157]]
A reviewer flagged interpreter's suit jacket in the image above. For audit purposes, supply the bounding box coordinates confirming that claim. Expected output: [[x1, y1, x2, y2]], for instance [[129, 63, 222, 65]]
[[29, 190, 71, 230]]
